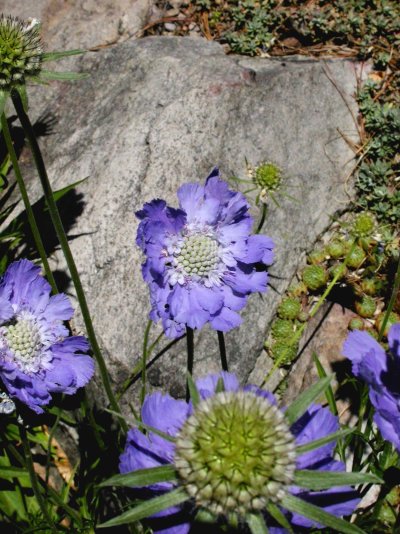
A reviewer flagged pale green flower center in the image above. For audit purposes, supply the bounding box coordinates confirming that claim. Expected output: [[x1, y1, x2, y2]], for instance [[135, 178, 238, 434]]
[[253, 163, 281, 190], [174, 391, 296, 518], [4, 318, 42, 366], [175, 234, 219, 277]]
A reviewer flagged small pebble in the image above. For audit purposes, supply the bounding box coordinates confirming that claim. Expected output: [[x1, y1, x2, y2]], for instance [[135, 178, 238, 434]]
[[165, 22, 176, 31]]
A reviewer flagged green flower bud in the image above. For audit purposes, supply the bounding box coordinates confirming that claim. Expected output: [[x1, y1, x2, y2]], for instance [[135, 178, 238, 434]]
[[253, 162, 282, 191], [174, 391, 296, 519], [348, 317, 364, 331], [352, 212, 375, 238], [277, 298, 301, 320], [271, 319, 295, 339], [326, 240, 345, 259], [355, 295, 376, 318], [302, 265, 328, 291], [0, 15, 42, 91], [346, 246, 366, 269], [270, 340, 299, 365]]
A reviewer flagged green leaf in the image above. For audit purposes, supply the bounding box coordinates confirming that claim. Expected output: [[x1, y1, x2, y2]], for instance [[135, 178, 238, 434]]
[[247, 513, 269, 534], [0, 465, 30, 480], [312, 352, 338, 415], [281, 493, 366, 534], [98, 465, 177, 488], [52, 176, 88, 203], [293, 469, 383, 490], [39, 70, 89, 82], [42, 49, 86, 62], [296, 428, 354, 454], [266, 502, 293, 533], [187, 373, 200, 406], [97, 488, 188, 528], [215, 377, 225, 393], [285, 376, 333, 425]]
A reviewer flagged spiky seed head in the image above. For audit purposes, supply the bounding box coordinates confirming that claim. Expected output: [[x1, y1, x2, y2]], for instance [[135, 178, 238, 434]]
[[174, 391, 296, 519], [252, 162, 282, 191], [0, 14, 42, 91]]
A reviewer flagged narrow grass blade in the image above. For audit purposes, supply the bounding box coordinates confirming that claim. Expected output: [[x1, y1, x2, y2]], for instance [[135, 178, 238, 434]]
[[293, 469, 383, 490], [296, 427, 354, 454], [42, 49, 86, 61], [39, 70, 89, 81], [285, 376, 333, 425], [281, 493, 366, 534], [266, 502, 293, 533], [98, 465, 177, 488], [187, 373, 200, 406], [97, 488, 188, 528], [312, 352, 338, 415]]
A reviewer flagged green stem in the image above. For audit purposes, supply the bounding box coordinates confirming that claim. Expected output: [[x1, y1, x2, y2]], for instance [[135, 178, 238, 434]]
[[217, 330, 228, 371], [186, 326, 194, 401], [19, 424, 58, 533], [378, 253, 400, 341], [1, 113, 58, 293], [11, 90, 127, 432], [256, 203, 268, 234], [140, 320, 152, 407]]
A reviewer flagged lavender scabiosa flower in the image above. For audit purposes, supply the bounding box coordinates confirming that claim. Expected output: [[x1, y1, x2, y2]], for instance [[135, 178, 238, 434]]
[[119, 373, 359, 533], [343, 323, 400, 452], [0, 259, 95, 414], [136, 168, 274, 338]]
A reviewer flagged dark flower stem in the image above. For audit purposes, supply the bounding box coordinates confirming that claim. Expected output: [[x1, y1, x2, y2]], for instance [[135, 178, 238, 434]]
[[19, 424, 58, 533], [11, 90, 127, 433], [1, 113, 58, 293], [217, 330, 228, 371], [256, 203, 267, 234], [140, 319, 152, 408], [186, 326, 194, 401]]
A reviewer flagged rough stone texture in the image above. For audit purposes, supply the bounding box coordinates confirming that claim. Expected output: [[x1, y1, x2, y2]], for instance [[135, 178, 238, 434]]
[[0, 0, 155, 50], [4, 36, 361, 405]]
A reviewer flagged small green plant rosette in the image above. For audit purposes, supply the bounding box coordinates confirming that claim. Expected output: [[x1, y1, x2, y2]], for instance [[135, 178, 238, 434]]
[[307, 248, 326, 265], [271, 318, 295, 340], [348, 317, 364, 331], [326, 240, 345, 259], [270, 340, 299, 365], [277, 297, 301, 320], [302, 264, 328, 291], [0, 15, 42, 91], [375, 311, 400, 338], [346, 246, 366, 269], [355, 295, 377, 318], [329, 262, 347, 280], [351, 212, 375, 238]]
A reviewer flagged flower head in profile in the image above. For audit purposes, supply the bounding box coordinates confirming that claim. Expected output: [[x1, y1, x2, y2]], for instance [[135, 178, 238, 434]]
[[0, 15, 42, 91], [118, 373, 360, 533], [0, 259, 95, 414], [343, 323, 400, 452], [136, 169, 274, 338]]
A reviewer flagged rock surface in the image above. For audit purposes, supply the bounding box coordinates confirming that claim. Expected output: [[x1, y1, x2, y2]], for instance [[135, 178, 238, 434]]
[[5, 35, 361, 405]]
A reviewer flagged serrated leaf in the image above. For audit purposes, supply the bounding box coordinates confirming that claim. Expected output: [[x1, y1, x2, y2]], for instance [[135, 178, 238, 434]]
[[39, 70, 89, 82], [42, 49, 86, 62], [296, 428, 354, 454], [247, 513, 269, 534], [98, 465, 177, 488], [187, 373, 200, 406], [97, 488, 188, 528], [293, 469, 383, 490], [281, 493, 366, 534], [285, 376, 333, 425]]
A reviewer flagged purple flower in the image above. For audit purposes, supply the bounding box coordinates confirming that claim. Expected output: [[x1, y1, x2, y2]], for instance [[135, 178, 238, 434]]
[[0, 259, 95, 414], [120, 373, 359, 533], [343, 324, 400, 452], [136, 168, 274, 338]]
